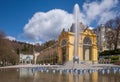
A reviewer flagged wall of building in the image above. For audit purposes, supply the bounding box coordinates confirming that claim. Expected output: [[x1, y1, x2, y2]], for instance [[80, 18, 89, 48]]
[[20, 54, 33, 64], [58, 28, 98, 64]]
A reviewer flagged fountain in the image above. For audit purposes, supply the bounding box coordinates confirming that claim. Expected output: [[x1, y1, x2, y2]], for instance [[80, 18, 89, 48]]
[[73, 4, 80, 63]]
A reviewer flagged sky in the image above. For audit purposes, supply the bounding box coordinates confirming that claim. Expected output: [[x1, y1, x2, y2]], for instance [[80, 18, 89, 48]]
[[0, 0, 120, 44]]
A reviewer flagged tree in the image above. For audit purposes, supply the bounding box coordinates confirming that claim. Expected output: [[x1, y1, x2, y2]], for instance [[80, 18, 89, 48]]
[[105, 30, 114, 50], [105, 16, 120, 50], [0, 31, 19, 65]]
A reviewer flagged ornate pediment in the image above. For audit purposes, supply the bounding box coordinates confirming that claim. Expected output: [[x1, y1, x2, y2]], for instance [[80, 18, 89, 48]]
[[83, 28, 95, 36], [84, 28, 93, 35]]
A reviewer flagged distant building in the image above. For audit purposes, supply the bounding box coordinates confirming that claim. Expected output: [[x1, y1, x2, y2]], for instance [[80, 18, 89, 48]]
[[19, 54, 33, 64], [93, 24, 120, 52], [93, 24, 108, 52]]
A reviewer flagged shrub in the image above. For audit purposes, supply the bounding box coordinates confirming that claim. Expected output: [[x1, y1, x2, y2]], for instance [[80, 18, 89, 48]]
[[99, 49, 120, 56], [110, 56, 119, 60], [110, 56, 119, 63], [114, 61, 120, 65], [111, 60, 119, 63]]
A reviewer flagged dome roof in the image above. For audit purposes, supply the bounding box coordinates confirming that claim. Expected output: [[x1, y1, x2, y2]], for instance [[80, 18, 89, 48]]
[[70, 22, 86, 32]]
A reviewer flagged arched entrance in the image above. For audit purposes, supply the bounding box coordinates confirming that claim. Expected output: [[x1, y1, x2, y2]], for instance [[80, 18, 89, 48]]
[[83, 37, 92, 61], [61, 39, 67, 64]]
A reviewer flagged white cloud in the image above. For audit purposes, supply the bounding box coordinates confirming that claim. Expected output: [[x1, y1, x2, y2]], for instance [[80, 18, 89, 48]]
[[23, 0, 119, 41], [89, 26, 94, 30], [24, 9, 73, 41], [83, 0, 118, 25], [98, 11, 116, 24], [6, 36, 16, 41], [25, 41, 42, 45]]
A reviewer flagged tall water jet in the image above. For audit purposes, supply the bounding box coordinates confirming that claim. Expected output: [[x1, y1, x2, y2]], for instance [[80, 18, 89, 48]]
[[73, 4, 80, 63]]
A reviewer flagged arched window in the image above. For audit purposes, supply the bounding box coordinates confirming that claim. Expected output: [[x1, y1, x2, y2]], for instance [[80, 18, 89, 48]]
[[83, 37, 92, 61], [26, 56, 31, 61], [61, 39, 66, 46], [83, 37, 92, 45]]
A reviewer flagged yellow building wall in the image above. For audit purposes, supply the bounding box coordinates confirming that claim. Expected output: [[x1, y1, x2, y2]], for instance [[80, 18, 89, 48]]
[[58, 28, 98, 64], [81, 29, 98, 63], [68, 32, 84, 61], [79, 32, 83, 61], [68, 32, 74, 61]]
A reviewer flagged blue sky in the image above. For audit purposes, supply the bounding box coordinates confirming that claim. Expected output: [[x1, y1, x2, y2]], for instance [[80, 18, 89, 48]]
[[0, 0, 120, 44]]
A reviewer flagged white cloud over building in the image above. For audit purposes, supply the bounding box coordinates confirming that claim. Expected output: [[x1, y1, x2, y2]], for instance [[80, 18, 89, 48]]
[[23, 0, 119, 41], [24, 9, 73, 41]]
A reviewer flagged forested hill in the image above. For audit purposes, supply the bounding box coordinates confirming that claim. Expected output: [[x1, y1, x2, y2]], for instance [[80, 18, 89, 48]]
[[0, 31, 57, 65], [9, 39, 57, 55]]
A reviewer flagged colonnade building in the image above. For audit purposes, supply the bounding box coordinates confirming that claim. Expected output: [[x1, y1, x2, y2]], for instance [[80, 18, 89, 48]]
[[58, 23, 98, 64]]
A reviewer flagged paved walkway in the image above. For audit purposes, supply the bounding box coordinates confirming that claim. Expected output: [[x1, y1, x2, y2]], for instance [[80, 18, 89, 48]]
[[0, 64, 58, 69], [0, 63, 119, 69]]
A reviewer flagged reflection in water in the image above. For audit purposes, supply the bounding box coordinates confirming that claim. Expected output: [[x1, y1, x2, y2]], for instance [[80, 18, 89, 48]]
[[73, 74, 79, 82], [0, 68, 120, 82], [20, 68, 33, 77]]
